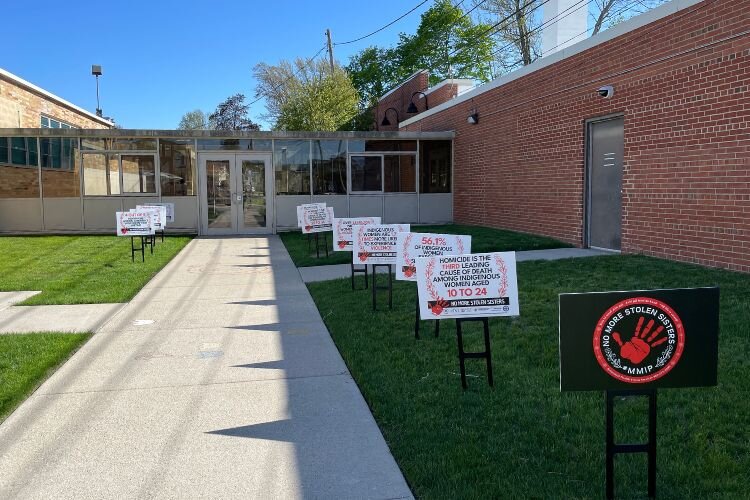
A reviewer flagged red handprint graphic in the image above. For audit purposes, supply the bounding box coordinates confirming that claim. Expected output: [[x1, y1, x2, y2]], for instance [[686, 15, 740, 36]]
[[430, 298, 449, 316], [403, 265, 416, 277], [338, 241, 347, 249], [612, 317, 668, 364]]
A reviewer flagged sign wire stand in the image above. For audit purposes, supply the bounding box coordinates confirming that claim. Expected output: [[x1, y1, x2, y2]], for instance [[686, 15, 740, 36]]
[[313, 233, 329, 258], [130, 236, 145, 262], [455, 317, 493, 389], [371, 264, 392, 310], [605, 389, 657, 499], [351, 261, 368, 290], [414, 291, 439, 339]]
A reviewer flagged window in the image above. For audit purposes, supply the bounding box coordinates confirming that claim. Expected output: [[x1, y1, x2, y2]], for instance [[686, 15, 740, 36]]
[[420, 141, 451, 193], [351, 154, 416, 193], [348, 140, 417, 152], [82, 153, 110, 195], [40, 138, 78, 170], [0, 137, 40, 198], [160, 139, 196, 196], [350, 156, 382, 192], [274, 140, 310, 195], [0, 138, 8, 163], [384, 155, 416, 192], [122, 155, 156, 193], [83, 153, 156, 195], [41, 116, 76, 129], [41, 139, 81, 197], [312, 140, 346, 194], [3, 137, 39, 167], [112, 138, 157, 151]]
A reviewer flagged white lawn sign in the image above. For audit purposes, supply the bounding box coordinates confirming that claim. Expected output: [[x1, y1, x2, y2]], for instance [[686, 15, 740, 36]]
[[131, 207, 163, 231], [116, 211, 154, 236], [352, 224, 411, 265], [300, 206, 334, 234], [416, 252, 519, 319], [333, 217, 381, 251], [141, 203, 172, 224], [296, 203, 327, 229], [396, 232, 471, 281], [138, 205, 168, 229]]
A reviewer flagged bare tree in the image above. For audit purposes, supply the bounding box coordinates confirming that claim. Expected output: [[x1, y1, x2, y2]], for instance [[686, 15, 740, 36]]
[[476, 0, 670, 75], [592, 0, 669, 35]]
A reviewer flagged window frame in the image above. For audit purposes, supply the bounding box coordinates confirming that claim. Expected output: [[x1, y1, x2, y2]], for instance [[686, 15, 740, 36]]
[[81, 151, 159, 197], [348, 152, 417, 194], [41, 115, 77, 129]]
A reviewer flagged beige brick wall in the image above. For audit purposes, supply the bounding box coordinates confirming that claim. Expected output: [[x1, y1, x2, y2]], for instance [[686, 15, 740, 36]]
[[0, 76, 111, 129]]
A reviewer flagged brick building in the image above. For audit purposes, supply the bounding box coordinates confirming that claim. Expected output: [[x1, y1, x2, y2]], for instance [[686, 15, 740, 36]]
[[391, 0, 749, 272], [0, 68, 113, 129]]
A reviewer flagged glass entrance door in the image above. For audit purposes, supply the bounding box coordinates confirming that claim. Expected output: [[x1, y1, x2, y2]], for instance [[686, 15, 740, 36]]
[[200, 153, 273, 234]]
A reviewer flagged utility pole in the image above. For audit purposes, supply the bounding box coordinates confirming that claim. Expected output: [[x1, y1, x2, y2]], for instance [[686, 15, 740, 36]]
[[326, 29, 335, 72]]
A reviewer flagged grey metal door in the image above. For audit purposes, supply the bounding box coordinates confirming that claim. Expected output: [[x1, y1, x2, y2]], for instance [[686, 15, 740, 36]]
[[587, 117, 624, 250]]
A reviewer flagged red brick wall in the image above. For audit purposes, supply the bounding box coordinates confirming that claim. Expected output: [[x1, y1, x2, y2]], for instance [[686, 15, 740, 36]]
[[375, 71, 429, 131], [426, 83, 459, 109], [403, 0, 750, 272]]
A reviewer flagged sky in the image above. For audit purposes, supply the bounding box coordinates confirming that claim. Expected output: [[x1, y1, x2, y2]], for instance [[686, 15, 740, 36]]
[[3, 0, 434, 130]]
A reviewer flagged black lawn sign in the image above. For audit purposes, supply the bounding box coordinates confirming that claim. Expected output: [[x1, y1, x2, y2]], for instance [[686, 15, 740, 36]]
[[559, 287, 719, 499]]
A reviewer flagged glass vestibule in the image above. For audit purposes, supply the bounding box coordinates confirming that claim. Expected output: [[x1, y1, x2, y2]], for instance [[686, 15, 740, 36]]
[[199, 153, 273, 234]]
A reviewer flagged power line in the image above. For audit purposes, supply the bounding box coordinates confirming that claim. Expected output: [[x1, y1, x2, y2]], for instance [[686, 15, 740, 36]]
[[374, 0, 543, 97], [491, 0, 590, 59], [248, 44, 328, 107], [334, 0, 432, 46], [473, 0, 721, 121]]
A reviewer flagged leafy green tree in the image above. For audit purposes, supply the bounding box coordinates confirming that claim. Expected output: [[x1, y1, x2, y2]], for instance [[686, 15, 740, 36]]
[[394, 0, 495, 85], [253, 58, 359, 131], [177, 109, 210, 130], [345, 0, 495, 129], [208, 94, 260, 131]]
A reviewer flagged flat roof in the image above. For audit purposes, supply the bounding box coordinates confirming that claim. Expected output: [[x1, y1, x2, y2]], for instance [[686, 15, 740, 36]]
[[0, 128, 455, 140]]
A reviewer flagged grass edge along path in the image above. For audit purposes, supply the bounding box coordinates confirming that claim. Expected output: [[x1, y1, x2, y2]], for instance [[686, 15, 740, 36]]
[[0, 332, 92, 423], [281, 224, 571, 267], [0, 235, 193, 305], [307, 254, 749, 499]]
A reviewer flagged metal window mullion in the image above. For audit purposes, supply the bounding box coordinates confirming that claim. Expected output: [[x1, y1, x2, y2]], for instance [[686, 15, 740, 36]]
[[309, 139, 313, 200], [118, 154, 125, 196]]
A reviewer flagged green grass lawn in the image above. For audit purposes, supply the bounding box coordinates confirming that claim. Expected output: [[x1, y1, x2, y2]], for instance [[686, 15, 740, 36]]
[[307, 255, 750, 499], [0, 236, 192, 305], [280, 224, 569, 267], [0, 333, 91, 422]]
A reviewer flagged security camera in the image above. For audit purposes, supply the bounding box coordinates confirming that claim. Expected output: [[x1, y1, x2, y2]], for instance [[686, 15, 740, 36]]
[[597, 85, 614, 98]]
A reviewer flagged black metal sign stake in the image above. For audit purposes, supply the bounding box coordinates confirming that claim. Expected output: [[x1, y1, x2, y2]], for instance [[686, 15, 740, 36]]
[[455, 317, 493, 389], [605, 389, 657, 500], [414, 291, 439, 340], [313, 233, 329, 258], [350, 261, 369, 290], [371, 264, 393, 311], [130, 236, 145, 262]]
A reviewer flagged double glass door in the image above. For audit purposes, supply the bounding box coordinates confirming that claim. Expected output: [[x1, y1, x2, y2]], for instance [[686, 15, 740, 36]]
[[200, 153, 273, 234]]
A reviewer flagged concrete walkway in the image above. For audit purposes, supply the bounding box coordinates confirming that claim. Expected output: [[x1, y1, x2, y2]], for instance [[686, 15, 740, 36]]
[[299, 247, 613, 283], [0, 292, 124, 334], [0, 237, 412, 499]]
